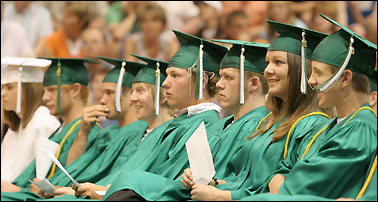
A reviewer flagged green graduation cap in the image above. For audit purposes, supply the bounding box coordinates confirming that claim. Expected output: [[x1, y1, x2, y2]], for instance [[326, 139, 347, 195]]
[[311, 13, 377, 92], [97, 56, 145, 112], [41, 57, 99, 114], [130, 54, 169, 115], [369, 70, 377, 92], [212, 39, 269, 104], [168, 30, 228, 99], [267, 20, 328, 94]]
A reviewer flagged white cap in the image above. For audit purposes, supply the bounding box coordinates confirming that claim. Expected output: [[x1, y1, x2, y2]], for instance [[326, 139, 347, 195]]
[[1, 57, 52, 84], [1, 57, 51, 114]]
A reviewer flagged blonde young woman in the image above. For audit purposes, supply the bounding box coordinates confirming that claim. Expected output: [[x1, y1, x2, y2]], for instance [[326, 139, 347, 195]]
[[186, 21, 331, 201]]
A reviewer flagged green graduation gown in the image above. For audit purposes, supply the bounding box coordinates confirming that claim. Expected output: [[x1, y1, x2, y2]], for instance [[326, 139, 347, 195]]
[[240, 153, 377, 201], [101, 109, 221, 200], [100, 106, 269, 201], [47, 120, 148, 187], [278, 103, 377, 199], [1, 117, 103, 200], [103, 111, 329, 201]]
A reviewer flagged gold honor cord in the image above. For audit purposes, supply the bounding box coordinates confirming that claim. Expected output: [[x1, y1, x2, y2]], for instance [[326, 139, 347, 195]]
[[300, 124, 328, 160], [47, 120, 103, 179], [356, 155, 377, 199], [342, 107, 377, 127], [47, 119, 81, 179], [302, 106, 376, 160], [283, 112, 330, 160], [255, 112, 272, 131]]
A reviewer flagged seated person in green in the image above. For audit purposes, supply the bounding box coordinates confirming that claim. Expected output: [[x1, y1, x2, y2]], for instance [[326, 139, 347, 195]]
[[1, 58, 103, 197], [266, 14, 377, 199], [101, 40, 272, 201], [74, 30, 228, 200], [34, 58, 150, 197], [240, 154, 377, 201], [185, 21, 331, 201], [59, 55, 176, 200]]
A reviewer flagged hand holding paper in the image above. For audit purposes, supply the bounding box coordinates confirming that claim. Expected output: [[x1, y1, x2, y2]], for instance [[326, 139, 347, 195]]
[[32, 136, 59, 194], [185, 122, 215, 185]]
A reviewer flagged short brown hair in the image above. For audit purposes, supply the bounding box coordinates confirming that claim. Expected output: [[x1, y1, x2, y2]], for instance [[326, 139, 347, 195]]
[[4, 83, 44, 131], [61, 84, 89, 106], [64, 2, 90, 29], [328, 65, 370, 94], [245, 70, 269, 95], [189, 67, 220, 98], [137, 2, 167, 28]]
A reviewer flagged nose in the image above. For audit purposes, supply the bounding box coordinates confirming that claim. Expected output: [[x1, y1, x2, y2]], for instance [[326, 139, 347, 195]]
[[100, 94, 107, 105], [307, 72, 318, 89], [42, 90, 49, 103], [130, 90, 138, 102], [264, 63, 274, 78], [162, 77, 170, 89], [216, 77, 225, 90]]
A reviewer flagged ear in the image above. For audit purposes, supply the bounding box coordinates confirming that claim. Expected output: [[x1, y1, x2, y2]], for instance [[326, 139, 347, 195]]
[[247, 76, 259, 94], [71, 83, 82, 99], [203, 72, 209, 90], [340, 69, 353, 88], [369, 91, 377, 107]]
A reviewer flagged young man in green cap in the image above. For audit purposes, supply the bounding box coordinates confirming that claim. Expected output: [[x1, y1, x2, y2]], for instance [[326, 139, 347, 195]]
[[61, 55, 176, 200], [265, 14, 377, 199], [0, 58, 104, 200], [110, 40, 271, 201], [187, 20, 331, 201], [31, 58, 150, 198], [90, 30, 228, 200]]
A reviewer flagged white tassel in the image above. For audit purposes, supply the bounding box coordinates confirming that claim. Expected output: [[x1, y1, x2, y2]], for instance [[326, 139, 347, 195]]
[[16, 66, 22, 114], [199, 44, 204, 100], [316, 37, 354, 92], [115, 62, 126, 112], [300, 31, 307, 94], [240, 47, 245, 105], [155, 62, 160, 116]]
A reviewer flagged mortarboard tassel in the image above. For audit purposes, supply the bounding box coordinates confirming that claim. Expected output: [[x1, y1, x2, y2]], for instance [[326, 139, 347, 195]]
[[57, 60, 61, 114], [16, 65, 22, 114], [155, 62, 160, 116], [199, 43, 204, 100], [300, 31, 308, 94], [315, 37, 354, 92], [115, 62, 126, 112], [240, 46, 245, 105]]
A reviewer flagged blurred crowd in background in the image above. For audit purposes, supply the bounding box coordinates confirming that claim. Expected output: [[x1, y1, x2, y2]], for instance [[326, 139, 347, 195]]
[[1, 1, 377, 106]]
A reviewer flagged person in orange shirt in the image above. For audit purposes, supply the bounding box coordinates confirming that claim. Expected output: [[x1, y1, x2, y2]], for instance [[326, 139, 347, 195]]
[[38, 2, 90, 58]]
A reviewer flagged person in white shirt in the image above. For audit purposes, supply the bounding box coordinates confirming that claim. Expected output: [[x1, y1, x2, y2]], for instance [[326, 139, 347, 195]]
[[1, 57, 61, 183], [3, 1, 54, 54]]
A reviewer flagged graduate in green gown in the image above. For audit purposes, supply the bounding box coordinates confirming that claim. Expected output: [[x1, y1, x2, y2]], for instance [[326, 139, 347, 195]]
[[186, 21, 331, 201], [104, 40, 272, 201], [266, 14, 377, 199], [51, 56, 176, 200], [1, 58, 103, 199], [96, 30, 228, 200], [36, 58, 150, 197], [239, 154, 377, 201]]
